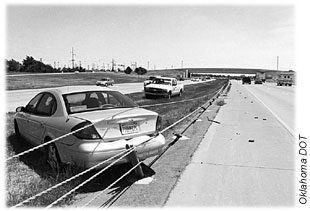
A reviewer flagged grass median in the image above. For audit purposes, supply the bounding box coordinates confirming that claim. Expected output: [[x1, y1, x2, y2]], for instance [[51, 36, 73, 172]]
[[6, 79, 228, 207]]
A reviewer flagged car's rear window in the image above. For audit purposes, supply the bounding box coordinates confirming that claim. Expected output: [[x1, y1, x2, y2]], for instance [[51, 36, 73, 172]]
[[63, 90, 137, 114]]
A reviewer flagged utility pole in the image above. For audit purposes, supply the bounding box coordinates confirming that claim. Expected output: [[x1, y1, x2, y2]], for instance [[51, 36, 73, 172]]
[[79, 61, 82, 68], [111, 59, 115, 71], [181, 60, 183, 69], [147, 61, 149, 70], [276, 56, 279, 70], [71, 47, 76, 69]]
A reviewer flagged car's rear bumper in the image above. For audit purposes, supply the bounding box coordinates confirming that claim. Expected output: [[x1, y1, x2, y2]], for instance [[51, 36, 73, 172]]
[[60, 134, 166, 169]]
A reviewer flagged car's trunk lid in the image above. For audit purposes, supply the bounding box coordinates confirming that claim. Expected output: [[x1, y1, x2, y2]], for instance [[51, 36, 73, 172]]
[[69, 108, 158, 141]]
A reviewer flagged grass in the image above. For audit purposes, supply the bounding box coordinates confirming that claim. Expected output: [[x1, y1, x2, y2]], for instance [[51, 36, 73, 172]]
[[6, 113, 84, 207], [128, 79, 228, 130], [6, 79, 228, 207], [6, 69, 186, 91], [6, 72, 147, 90]]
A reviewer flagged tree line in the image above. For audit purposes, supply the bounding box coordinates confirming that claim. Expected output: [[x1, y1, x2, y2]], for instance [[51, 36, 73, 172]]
[[6, 56, 147, 75]]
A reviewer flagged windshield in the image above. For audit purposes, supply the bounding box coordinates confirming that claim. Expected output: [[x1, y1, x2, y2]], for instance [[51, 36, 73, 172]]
[[63, 90, 137, 114], [153, 78, 171, 85]]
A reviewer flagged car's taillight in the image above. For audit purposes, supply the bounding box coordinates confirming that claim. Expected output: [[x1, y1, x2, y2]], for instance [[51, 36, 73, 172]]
[[71, 121, 101, 140], [156, 115, 162, 132]]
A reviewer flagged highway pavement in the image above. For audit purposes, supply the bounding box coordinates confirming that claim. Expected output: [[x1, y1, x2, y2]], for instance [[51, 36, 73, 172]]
[[6, 79, 210, 112], [165, 80, 295, 206]]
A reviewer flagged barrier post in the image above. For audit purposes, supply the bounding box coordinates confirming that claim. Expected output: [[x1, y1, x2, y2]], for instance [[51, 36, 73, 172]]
[[125, 144, 144, 179]]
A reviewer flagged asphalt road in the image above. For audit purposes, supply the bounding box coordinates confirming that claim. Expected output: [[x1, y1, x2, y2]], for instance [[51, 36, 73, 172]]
[[6, 79, 210, 112], [165, 80, 295, 206], [243, 82, 295, 136]]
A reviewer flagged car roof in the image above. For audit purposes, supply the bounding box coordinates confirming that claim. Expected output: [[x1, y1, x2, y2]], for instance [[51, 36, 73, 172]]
[[45, 85, 114, 95]]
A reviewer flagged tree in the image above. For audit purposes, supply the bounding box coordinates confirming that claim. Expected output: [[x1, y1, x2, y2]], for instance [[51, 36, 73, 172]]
[[134, 67, 147, 75], [124, 66, 133, 74], [20, 56, 59, 73], [6, 59, 22, 72]]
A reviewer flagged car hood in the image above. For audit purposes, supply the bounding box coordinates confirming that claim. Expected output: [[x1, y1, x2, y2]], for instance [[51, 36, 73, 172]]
[[69, 107, 159, 141], [145, 84, 170, 90]]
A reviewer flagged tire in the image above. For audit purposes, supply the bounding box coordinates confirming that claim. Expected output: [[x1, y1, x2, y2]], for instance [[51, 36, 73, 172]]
[[14, 120, 20, 138], [168, 91, 172, 99], [45, 141, 62, 172], [179, 89, 183, 97]]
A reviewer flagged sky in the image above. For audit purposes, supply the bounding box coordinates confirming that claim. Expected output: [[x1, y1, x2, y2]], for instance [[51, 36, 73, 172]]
[[6, 3, 295, 70]]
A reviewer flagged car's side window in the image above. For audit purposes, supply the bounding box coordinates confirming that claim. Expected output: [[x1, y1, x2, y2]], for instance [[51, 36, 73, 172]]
[[36, 93, 57, 116], [25, 93, 44, 114]]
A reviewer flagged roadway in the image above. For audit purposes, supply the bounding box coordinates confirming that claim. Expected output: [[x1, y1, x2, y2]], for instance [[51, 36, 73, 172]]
[[5, 79, 210, 112], [165, 80, 295, 206]]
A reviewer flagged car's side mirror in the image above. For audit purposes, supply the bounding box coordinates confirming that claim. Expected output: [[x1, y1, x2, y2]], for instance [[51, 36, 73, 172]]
[[16, 106, 25, 112]]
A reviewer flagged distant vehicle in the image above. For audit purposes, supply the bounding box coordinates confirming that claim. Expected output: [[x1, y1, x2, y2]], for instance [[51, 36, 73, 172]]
[[144, 76, 184, 99], [96, 77, 114, 86], [242, 77, 251, 84], [201, 76, 210, 81], [176, 75, 185, 81], [74, 71, 79, 74], [254, 78, 263, 84], [144, 76, 159, 87], [277, 72, 294, 86], [191, 77, 200, 82], [14, 86, 166, 170]]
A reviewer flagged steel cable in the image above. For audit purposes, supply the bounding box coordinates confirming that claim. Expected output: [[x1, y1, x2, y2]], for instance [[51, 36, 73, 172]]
[[10, 81, 229, 208]]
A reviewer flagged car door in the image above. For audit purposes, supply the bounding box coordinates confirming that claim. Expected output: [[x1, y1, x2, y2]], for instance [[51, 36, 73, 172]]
[[27, 93, 57, 145], [18, 93, 44, 142], [171, 79, 179, 95]]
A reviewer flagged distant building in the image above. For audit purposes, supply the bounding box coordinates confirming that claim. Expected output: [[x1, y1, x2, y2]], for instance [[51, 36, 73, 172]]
[[114, 64, 125, 72]]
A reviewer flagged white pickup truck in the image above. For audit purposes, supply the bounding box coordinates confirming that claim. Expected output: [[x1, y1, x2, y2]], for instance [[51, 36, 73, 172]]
[[144, 76, 184, 99]]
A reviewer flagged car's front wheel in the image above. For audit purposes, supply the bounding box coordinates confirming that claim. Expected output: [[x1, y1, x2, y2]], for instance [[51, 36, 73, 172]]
[[168, 91, 172, 99], [45, 141, 61, 172], [14, 120, 20, 138]]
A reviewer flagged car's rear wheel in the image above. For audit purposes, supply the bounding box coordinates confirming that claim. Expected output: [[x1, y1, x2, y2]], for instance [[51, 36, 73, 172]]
[[45, 141, 61, 172]]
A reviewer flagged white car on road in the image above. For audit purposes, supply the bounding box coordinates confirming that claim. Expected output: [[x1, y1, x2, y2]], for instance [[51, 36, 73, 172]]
[[14, 86, 166, 170], [144, 76, 184, 99], [96, 77, 114, 86]]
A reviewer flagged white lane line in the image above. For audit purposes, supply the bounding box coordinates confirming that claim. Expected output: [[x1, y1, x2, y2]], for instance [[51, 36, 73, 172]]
[[244, 86, 295, 138]]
